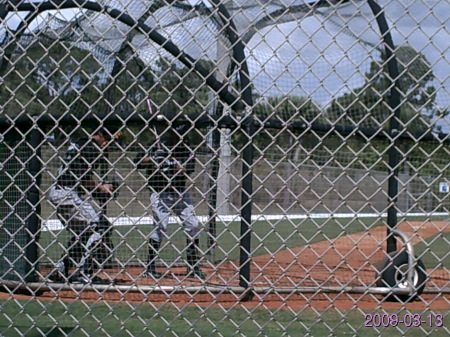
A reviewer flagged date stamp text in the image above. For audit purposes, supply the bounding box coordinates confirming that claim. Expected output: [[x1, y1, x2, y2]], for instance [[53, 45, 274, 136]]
[[364, 313, 444, 327]]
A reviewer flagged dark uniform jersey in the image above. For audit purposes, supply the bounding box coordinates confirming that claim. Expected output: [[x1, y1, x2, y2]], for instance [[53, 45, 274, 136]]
[[57, 138, 103, 192], [134, 139, 195, 193]]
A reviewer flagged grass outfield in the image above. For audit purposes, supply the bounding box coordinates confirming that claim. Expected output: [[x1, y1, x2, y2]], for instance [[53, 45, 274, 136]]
[[0, 299, 447, 337], [38, 215, 448, 268], [38, 217, 386, 265], [15, 217, 449, 336], [414, 231, 450, 269]]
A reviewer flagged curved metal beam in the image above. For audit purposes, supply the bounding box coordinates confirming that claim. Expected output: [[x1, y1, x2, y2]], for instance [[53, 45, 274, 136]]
[[0, 10, 40, 76], [367, 0, 402, 254]]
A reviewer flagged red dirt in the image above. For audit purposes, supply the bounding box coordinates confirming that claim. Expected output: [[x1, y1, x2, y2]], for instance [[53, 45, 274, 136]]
[[2, 221, 449, 310]]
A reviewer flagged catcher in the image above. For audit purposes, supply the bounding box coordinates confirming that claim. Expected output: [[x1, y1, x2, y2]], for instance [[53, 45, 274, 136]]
[[47, 125, 122, 284]]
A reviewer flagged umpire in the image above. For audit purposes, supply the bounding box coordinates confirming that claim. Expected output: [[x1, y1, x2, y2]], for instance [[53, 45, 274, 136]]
[[48, 125, 122, 284], [134, 125, 206, 279]]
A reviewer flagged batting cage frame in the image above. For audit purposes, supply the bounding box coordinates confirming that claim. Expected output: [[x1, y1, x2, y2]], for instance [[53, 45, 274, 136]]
[[0, 0, 449, 327]]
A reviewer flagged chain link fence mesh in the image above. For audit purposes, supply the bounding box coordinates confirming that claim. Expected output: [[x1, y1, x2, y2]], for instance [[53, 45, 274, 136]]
[[0, 0, 449, 336]]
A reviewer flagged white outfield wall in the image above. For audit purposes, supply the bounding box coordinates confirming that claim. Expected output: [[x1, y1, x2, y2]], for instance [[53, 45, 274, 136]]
[[41, 212, 449, 231]]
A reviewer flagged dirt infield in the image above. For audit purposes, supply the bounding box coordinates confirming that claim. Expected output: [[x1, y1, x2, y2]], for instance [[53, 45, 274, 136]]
[[5, 221, 450, 310]]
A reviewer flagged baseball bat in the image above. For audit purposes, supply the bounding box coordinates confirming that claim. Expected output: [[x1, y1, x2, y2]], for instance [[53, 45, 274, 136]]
[[146, 98, 162, 149]]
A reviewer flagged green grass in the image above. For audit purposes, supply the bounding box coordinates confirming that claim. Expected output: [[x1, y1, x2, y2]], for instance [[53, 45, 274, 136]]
[[18, 216, 450, 336], [0, 299, 447, 337], [414, 232, 450, 269], [39, 215, 449, 268], [38, 216, 386, 265]]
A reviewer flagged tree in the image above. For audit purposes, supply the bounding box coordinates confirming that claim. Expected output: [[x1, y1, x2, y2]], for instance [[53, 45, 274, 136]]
[[254, 95, 321, 124], [326, 46, 443, 133], [149, 57, 214, 117], [239, 95, 321, 154], [0, 36, 110, 121], [0, 36, 58, 117]]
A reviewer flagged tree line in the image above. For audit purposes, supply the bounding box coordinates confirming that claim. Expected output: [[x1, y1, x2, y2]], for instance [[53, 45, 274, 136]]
[[0, 37, 448, 176]]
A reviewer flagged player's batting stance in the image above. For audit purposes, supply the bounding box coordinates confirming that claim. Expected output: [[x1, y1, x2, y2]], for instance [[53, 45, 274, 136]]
[[134, 101, 206, 279], [48, 126, 122, 284]]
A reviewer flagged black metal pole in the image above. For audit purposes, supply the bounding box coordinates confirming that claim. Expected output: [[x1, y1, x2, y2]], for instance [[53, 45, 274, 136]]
[[239, 114, 254, 290], [368, 0, 402, 254], [25, 124, 42, 282], [206, 127, 221, 262], [211, 1, 254, 291]]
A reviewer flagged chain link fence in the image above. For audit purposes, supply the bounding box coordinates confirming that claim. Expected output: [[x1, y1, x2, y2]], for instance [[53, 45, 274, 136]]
[[0, 0, 449, 336]]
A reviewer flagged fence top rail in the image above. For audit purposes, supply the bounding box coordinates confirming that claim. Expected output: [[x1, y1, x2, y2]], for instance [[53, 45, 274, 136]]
[[2, 113, 450, 145]]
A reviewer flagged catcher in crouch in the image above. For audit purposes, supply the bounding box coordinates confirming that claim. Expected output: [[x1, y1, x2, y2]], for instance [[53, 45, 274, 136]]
[[134, 126, 206, 279], [48, 126, 122, 284]]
